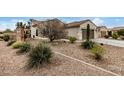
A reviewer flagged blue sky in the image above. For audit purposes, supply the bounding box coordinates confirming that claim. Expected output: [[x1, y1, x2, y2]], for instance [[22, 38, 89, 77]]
[[0, 17, 124, 31]]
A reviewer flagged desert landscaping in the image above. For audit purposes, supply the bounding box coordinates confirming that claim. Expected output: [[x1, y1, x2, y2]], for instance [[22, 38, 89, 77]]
[[0, 39, 124, 76], [0, 40, 112, 76], [0, 18, 124, 76]]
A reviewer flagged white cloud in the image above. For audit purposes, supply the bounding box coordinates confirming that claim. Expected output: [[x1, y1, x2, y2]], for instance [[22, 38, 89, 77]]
[[0, 19, 28, 31], [0, 22, 15, 31], [34, 17, 55, 21], [11, 19, 26, 23], [92, 18, 104, 26]]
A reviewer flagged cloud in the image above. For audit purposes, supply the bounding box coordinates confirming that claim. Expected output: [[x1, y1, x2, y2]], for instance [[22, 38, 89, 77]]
[[11, 19, 26, 23], [0, 18, 28, 31], [34, 17, 55, 21], [0, 22, 15, 31], [92, 18, 104, 26], [62, 17, 85, 23]]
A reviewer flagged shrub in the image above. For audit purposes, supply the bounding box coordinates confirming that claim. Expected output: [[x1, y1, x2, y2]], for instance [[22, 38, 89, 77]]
[[117, 29, 124, 36], [18, 42, 31, 53], [91, 44, 105, 60], [3, 29, 13, 33], [69, 37, 77, 43], [12, 41, 23, 49], [7, 40, 16, 46], [0, 35, 3, 39], [112, 32, 119, 39], [0, 32, 3, 34], [3, 35, 10, 41], [28, 43, 52, 68], [81, 41, 95, 49], [104, 35, 109, 38]]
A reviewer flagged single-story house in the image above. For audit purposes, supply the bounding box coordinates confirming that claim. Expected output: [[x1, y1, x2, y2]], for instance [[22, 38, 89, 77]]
[[111, 26, 124, 32], [97, 26, 108, 38], [30, 18, 108, 40], [107, 26, 124, 36], [30, 18, 65, 39]]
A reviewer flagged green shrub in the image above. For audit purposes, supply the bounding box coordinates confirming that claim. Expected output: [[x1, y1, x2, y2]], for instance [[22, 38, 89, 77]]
[[81, 40, 95, 49], [112, 32, 119, 39], [7, 40, 16, 46], [12, 41, 23, 49], [3, 35, 10, 41], [69, 37, 77, 43], [91, 44, 105, 60], [18, 42, 31, 53], [28, 43, 52, 68], [117, 29, 124, 36]]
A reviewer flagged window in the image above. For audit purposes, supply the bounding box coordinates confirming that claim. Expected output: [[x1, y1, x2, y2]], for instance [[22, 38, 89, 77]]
[[36, 29, 38, 36]]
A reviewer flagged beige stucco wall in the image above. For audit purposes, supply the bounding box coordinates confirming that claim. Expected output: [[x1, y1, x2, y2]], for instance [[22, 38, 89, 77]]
[[80, 21, 97, 29], [80, 21, 98, 39], [31, 27, 37, 38], [65, 21, 98, 40], [65, 27, 80, 39], [99, 27, 108, 37]]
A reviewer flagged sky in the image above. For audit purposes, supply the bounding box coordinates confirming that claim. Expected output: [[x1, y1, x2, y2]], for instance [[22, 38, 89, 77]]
[[0, 17, 124, 31]]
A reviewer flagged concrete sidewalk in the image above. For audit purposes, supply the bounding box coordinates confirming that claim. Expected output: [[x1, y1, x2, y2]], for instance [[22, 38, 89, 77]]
[[93, 38, 124, 47]]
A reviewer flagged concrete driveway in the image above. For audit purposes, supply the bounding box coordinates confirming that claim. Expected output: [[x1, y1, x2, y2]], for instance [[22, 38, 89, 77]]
[[93, 38, 124, 47]]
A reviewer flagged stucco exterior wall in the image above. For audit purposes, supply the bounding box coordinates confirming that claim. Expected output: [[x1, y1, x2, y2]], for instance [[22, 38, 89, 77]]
[[65, 27, 80, 39], [80, 21, 98, 39], [80, 21, 97, 30], [65, 21, 98, 40], [96, 31, 101, 38], [99, 27, 108, 37], [31, 27, 36, 38]]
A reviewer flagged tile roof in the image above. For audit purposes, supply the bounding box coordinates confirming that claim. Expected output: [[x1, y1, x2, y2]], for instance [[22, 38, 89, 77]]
[[65, 19, 97, 28], [112, 26, 124, 31]]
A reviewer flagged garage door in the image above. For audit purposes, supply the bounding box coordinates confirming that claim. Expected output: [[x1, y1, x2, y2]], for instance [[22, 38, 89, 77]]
[[101, 31, 106, 37], [82, 29, 94, 40]]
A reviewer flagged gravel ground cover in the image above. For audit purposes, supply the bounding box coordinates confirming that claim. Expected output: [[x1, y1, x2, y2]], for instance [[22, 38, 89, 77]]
[[0, 41, 113, 76], [47, 41, 124, 75]]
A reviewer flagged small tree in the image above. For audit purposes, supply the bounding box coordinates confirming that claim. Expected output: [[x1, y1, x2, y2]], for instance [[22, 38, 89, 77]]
[[86, 24, 90, 41], [40, 19, 66, 42], [16, 22, 25, 41], [112, 32, 119, 39]]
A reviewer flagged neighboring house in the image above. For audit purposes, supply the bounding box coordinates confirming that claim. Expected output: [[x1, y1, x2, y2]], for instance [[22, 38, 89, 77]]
[[65, 20, 99, 40], [30, 18, 65, 39], [97, 26, 108, 38], [111, 26, 124, 32], [30, 18, 108, 40], [107, 26, 124, 36]]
